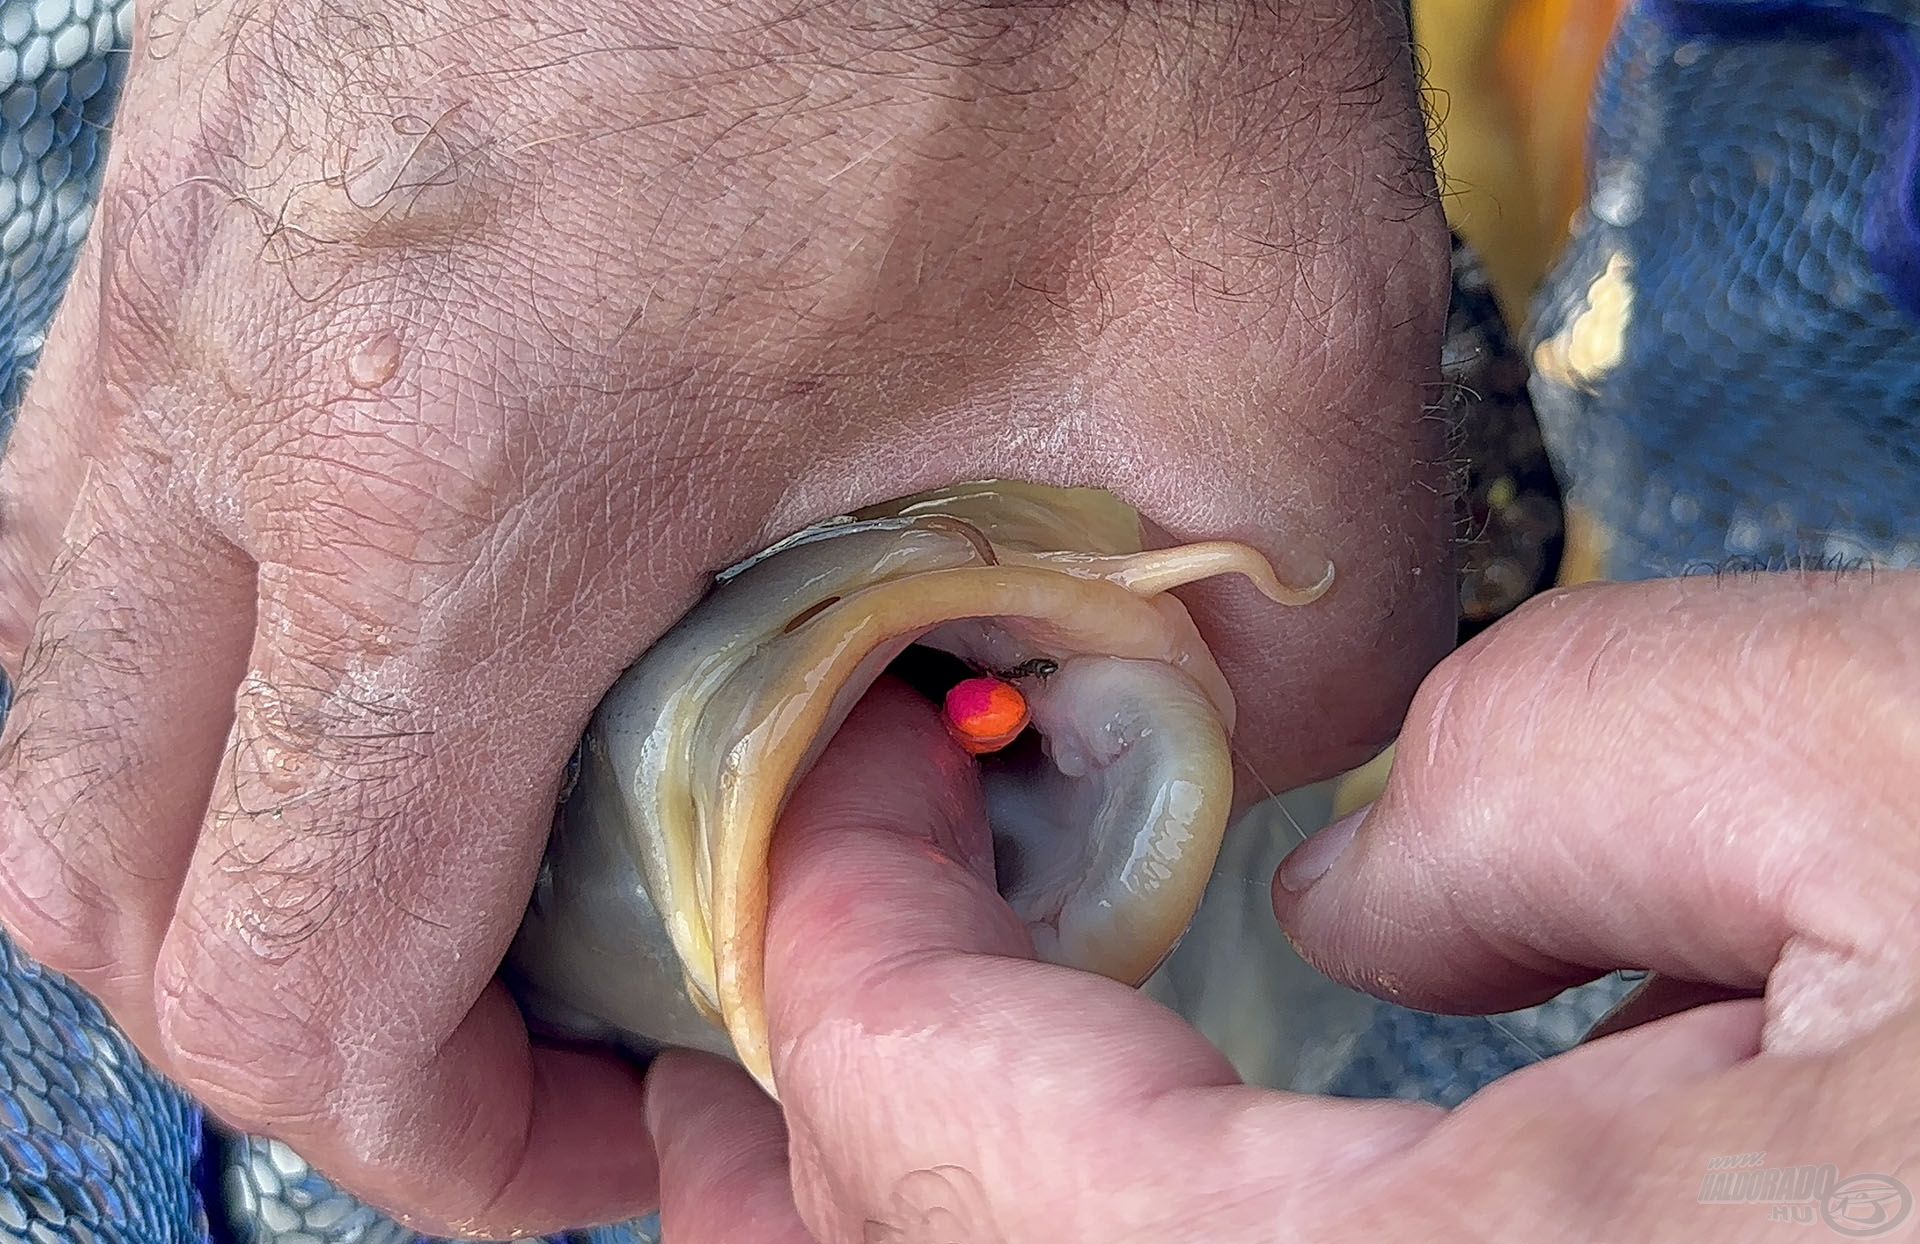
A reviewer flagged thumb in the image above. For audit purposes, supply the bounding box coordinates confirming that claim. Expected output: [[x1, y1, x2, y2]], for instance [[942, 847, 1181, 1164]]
[[762, 674, 1032, 984], [759, 677, 1440, 1243], [1272, 575, 1920, 1054]]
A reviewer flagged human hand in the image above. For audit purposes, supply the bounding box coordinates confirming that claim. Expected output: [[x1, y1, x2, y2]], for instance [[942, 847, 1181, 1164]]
[[650, 571, 1920, 1242], [0, 1, 1450, 1233]]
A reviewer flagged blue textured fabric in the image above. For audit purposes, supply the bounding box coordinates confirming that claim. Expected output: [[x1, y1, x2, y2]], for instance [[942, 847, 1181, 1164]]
[[0, 0, 127, 444], [1531, 0, 1920, 577]]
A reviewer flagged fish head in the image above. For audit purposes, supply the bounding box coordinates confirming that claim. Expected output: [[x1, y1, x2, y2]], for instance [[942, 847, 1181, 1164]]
[[509, 481, 1332, 1093]]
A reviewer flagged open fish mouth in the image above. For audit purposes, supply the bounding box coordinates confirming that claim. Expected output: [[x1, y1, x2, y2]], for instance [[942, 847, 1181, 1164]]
[[508, 481, 1333, 1093]]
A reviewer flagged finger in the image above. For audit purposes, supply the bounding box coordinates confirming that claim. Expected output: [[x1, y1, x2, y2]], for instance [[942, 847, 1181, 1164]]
[[0, 459, 252, 1050], [151, 558, 663, 1236], [1273, 573, 1920, 1053], [1463, 1000, 1765, 1125], [0, 242, 110, 666], [1385, 1000, 1920, 1244], [1401, 1002, 1773, 1242], [1587, 976, 1761, 1043], [762, 678, 1442, 1242], [646, 1050, 810, 1244]]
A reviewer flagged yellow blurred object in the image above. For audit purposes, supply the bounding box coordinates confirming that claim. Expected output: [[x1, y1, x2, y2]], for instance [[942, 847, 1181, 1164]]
[[1413, 0, 1630, 321], [1494, 0, 1633, 259], [1331, 743, 1396, 818], [1558, 505, 1615, 586]]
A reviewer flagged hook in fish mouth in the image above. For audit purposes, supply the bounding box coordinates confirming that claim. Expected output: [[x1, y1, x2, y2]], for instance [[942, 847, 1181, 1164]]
[[507, 481, 1334, 1094]]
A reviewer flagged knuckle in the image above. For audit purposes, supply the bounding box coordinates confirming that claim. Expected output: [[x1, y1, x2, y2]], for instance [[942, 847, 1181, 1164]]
[[192, 670, 418, 979], [229, 658, 430, 794], [0, 712, 133, 986], [198, 818, 362, 980], [0, 849, 115, 981], [0, 783, 172, 1015], [153, 940, 338, 1131], [140, 0, 510, 260], [1399, 634, 1506, 787], [207, 837, 353, 971], [1392, 585, 1619, 815], [0, 771, 163, 1015], [88, 130, 267, 404], [0, 805, 146, 1000], [96, 8, 532, 497], [217, 2, 515, 253]]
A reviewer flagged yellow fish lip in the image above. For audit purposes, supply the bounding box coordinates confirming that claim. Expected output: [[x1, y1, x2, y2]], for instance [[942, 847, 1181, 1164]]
[[510, 481, 1333, 1094]]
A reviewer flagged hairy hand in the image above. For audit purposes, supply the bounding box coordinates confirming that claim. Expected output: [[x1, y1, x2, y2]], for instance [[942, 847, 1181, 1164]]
[[0, 0, 1449, 1233], [658, 572, 1920, 1242]]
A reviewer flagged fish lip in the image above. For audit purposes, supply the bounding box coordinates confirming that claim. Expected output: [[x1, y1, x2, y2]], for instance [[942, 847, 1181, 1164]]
[[513, 481, 1335, 1095], [703, 562, 1238, 1089]]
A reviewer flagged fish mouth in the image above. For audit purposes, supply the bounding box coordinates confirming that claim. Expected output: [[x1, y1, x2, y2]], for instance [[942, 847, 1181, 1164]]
[[508, 482, 1332, 1094]]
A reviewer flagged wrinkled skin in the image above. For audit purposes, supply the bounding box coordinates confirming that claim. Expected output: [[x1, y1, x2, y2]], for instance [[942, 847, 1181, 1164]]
[[699, 572, 1920, 1242], [0, 0, 1452, 1235]]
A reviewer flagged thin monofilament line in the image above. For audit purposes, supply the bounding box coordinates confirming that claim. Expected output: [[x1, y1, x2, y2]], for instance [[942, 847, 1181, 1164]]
[[1481, 1013, 1550, 1068]]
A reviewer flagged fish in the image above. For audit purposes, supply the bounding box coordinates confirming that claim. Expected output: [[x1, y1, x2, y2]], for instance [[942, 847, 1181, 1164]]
[[506, 480, 1333, 1092]]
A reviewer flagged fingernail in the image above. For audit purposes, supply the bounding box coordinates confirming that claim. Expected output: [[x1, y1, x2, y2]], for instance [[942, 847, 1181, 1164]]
[[1277, 803, 1369, 893]]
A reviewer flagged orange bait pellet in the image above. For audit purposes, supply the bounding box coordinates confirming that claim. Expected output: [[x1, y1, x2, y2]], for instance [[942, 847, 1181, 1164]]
[[942, 676, 1031, 755]]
